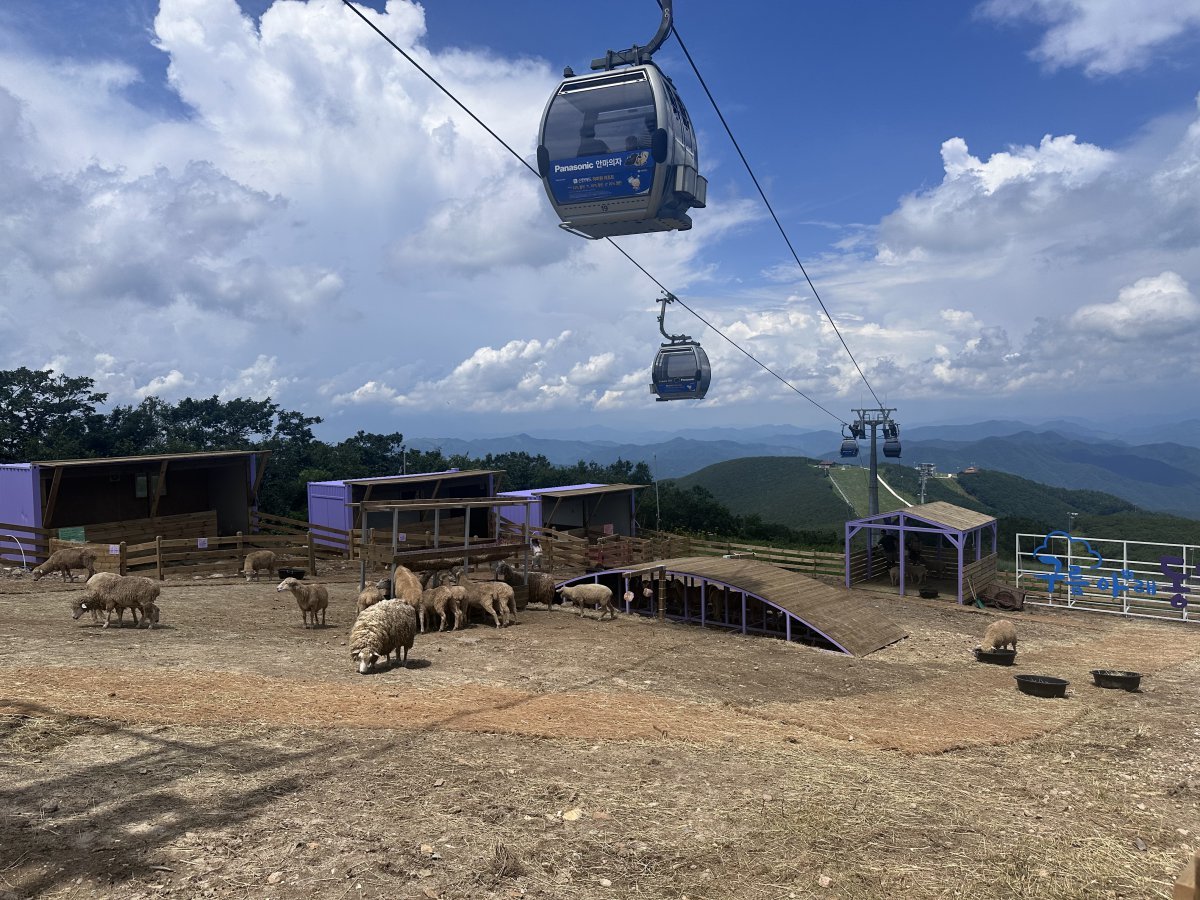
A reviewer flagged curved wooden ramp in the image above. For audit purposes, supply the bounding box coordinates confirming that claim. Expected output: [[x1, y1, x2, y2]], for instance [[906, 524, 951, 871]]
[[561, 556, 907, 657]]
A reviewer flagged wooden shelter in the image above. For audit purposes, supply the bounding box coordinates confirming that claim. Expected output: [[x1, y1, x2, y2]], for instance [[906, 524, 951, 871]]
[[563, 556, 908, 656], [0, 450, 270, 540], [498, 482, 643, 539], [844, 501, 998, 604]]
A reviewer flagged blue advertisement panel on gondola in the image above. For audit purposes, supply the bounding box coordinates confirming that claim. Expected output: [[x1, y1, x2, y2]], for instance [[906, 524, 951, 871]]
[[548, 150, 655, 204]]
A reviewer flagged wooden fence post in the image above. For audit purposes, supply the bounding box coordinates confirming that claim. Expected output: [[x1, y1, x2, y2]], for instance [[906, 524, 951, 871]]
[[119, 542, 127, 576], [155, 535, 164, 581], [307, 531, 317, 576]]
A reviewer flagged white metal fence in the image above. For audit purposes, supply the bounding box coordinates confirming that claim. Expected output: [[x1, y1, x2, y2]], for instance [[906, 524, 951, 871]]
[[1015, 531, 1198, 624]]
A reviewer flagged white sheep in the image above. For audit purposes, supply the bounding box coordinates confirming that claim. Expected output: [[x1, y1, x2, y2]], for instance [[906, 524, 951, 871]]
[[72, 572, 159, 628], [349, 599, 417, 674], [558, 583, 616, 620], [276, 577, 328, 628], [980, 619, 1017, 652], [33, 547, 97, 583], [241, 550, 277, 582]]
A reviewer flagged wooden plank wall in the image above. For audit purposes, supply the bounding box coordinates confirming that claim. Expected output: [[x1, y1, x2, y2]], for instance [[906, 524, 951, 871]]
[[0, 521, 51, 567]]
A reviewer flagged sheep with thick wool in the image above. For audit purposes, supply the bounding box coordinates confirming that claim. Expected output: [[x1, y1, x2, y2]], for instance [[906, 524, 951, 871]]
[[72, 572, 159, 628], [33, 547, 97, 583], [980, 619, 1017, 652], [277, 577, 328, 628], [558, 583, 617, 620], [241, 550, 277, 582], [349, 599, 417, 674]]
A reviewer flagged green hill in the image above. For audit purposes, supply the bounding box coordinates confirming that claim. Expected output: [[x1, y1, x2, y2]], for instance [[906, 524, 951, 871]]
[[672, 456, 855, 531], [673, 457, 1200, 559]]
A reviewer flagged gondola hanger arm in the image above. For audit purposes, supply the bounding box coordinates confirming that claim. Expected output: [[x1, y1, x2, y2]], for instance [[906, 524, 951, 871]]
[[591, 0, 673, 70], [657, 291, 692, 343]]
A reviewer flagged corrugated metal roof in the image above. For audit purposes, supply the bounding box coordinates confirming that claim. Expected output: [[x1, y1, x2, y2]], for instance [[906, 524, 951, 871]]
[[340, 469, 503, 486], [30, 450, 263, 467], [528, 483, 644, 499], [613, 556, 907, 657]]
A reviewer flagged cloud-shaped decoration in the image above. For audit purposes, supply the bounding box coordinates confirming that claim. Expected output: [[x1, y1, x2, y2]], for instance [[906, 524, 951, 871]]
[[1033, 530, 1103, 570]]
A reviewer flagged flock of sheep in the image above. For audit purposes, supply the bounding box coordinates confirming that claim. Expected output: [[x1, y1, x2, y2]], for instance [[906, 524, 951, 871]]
[[40, 544, 621, 676]]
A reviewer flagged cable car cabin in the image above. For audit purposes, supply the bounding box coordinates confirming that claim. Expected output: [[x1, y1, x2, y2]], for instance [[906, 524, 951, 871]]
[[650, 341, 711, 401], [839, 437, 860, 458], [883, 423, 902, 458], [537, 64, 707, 240]]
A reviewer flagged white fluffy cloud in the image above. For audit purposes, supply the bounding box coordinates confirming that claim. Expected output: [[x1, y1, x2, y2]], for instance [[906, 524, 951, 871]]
[[981, 0, 1200, 75], [2, 0, 1200, 435]]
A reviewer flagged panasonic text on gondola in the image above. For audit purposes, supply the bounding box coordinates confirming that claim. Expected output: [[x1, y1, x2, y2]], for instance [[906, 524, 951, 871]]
[[554, 162, 596, 172]]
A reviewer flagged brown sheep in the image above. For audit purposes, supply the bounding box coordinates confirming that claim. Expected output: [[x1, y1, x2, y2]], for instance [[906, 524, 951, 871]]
[[980, 619, 1017, 652]]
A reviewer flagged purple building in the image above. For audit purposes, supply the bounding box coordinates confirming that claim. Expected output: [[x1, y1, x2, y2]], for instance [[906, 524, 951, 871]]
[[498, 483, 643, 538], [307, 469, 503, 540], [0, 450, 270, 562]]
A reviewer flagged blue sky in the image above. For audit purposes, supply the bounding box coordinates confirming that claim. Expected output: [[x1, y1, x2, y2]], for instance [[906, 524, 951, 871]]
[[1, 0, 1199, 441]]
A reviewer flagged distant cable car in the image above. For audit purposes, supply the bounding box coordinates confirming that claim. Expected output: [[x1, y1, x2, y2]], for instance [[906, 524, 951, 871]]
[[650, 292, 710, 401], [883, 422, 902, 458], [535, 0, 706, 239], [839, 426, 860, 458]]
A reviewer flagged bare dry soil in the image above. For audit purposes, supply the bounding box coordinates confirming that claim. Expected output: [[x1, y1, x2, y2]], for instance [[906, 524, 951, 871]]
[[1, 570, 1198, 899]]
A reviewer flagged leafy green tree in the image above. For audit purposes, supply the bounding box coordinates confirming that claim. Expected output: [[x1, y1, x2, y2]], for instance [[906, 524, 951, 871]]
[[0, 367, 109, 462]]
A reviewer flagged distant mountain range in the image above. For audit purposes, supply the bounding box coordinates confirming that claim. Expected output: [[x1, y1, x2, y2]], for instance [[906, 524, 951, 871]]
[[408, 418, 1200, 517]]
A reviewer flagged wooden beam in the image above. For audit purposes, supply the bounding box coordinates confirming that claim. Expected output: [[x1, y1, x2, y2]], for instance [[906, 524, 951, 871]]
[[149, 460, 169, 519], [353, 483, 375, 531], [43, 467, 63, 528], [250, 452, 268, 501]]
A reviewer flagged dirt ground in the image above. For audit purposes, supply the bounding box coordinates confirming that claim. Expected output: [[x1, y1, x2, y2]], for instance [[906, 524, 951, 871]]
[[1, 567, 1199, 899]]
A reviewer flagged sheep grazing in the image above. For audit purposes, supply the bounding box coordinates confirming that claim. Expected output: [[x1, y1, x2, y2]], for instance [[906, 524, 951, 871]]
[[72, 572, 159, 628], [980, 619, 1017, 652], [277, 577, 329, 628], [32, 547, 97, 583], [415, 583, 464, 633], [241, 550, 277, 582], [140, 598, 161, 629], [356, 579, 390, 613], [349, 599, 417, 674], [558, 583, 616, 621]]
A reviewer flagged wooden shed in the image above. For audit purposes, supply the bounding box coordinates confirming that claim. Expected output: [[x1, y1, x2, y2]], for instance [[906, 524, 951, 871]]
[[0, 450, 270, 545]]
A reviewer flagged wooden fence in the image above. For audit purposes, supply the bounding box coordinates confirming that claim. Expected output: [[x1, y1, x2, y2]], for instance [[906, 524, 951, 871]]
[[0, 521, 51, 568]]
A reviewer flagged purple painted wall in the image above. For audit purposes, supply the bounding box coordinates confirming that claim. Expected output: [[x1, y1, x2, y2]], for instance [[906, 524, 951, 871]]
[[0, 464, 40, 528], [307, 480, 353, 537], [0, 464, 42, 564]]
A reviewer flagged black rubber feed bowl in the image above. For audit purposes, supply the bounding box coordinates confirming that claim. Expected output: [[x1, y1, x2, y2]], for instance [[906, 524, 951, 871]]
[[278, 567, 306, 580], [919, 588, 939, 599], [1015, 675, 1069, 698], [1090, 670, 1143, 691], [974, 647, 1017, 665]]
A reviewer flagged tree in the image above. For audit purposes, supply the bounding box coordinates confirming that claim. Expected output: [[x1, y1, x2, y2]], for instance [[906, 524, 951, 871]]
[[0, 367, 108, 462]]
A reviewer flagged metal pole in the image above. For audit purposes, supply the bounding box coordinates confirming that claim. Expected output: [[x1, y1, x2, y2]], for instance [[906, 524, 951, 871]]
[[654, 453, 661, 531], [868, 420, 879, 516]]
